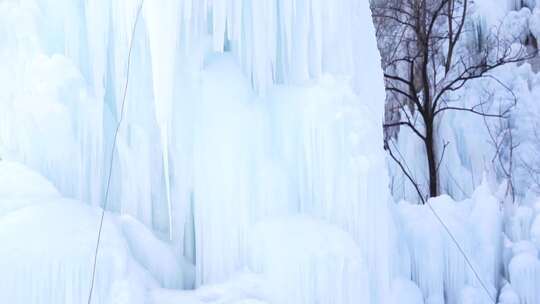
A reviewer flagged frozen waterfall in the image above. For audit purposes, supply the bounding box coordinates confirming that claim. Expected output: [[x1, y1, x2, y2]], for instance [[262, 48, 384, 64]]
[[0, 0, 508, 303]]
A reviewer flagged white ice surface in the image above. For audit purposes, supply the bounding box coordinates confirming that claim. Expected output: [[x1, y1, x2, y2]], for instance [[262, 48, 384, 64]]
[[0, 161, 189, 304]]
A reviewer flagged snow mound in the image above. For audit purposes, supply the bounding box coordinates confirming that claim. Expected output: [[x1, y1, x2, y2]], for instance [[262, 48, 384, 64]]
[[498, 283, 520, 304], [0, 200, 140, 304], [459, 286, 491, 304], [248, 216, 370, 304], [389, 278, 423, 304], [0, 162, 153, 304], [0, 160, 60, 217], [0, 161, 59, 199], [120, 215, 183, 289], [149, 273, 269, 304]]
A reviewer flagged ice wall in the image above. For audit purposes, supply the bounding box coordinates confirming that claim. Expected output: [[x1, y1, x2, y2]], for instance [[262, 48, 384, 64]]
[[0, 0, 398, 303]]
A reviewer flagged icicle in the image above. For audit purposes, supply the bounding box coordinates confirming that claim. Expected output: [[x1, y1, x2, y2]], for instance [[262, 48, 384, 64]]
[[309, 0, 322, 78], [509, 252, 540, 304], [142, 0, 182, 239], [212, 0, 227, 52]]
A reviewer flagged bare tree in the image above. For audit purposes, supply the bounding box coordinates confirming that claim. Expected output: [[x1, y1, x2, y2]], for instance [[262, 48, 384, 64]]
[[371, 0, 531, 202]]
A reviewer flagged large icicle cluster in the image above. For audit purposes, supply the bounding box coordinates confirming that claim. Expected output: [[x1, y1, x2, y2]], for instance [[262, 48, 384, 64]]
[[0, 0, 399, 303]]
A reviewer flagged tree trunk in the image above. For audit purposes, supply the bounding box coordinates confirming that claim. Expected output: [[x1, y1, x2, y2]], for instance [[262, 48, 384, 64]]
[[425, 119, 438, 198]]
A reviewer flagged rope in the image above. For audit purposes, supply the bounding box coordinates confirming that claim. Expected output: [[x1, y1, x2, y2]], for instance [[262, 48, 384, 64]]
[[87, 2, 144, 303], [426, 201, 497, 303]]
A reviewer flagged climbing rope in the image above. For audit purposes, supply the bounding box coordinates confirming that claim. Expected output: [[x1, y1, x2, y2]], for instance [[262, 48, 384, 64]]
[[87, 2, 144, 303], [426, 201, 497, 303]]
